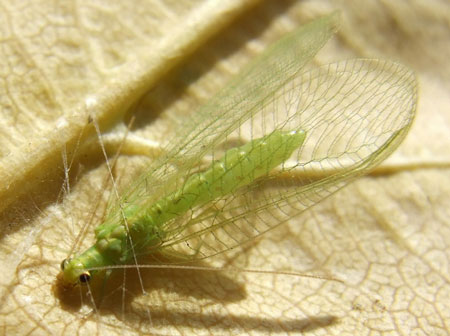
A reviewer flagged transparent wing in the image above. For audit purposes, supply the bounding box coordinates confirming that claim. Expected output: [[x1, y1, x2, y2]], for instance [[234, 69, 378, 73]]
[[156, 58, 417, 260], [105, 15, 417, 262], [108, 13, 340, 215]]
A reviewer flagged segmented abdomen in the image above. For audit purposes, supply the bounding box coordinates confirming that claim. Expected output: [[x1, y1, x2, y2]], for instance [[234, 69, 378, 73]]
[[145, 129, 306, 227]]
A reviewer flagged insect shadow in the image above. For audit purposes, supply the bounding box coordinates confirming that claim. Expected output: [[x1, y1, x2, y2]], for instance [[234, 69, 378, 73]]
[[52, 127, 337, 331], [54, 253, 246, 311], [53, 246, 339, 334]]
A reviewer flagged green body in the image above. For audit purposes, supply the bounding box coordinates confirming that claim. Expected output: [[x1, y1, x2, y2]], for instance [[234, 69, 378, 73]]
[[60, 13, 417, 286], [62, 130, 306, 284]]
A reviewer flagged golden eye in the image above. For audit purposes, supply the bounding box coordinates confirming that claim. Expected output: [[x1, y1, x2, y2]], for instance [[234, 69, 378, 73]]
[[60, 258, 71, 271]]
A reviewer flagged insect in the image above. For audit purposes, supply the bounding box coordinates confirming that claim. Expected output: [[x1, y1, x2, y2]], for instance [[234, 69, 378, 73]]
[[59, 13, 417, 288]]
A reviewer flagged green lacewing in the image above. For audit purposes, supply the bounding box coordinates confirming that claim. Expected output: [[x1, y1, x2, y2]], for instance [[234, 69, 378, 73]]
[[59, 13, 417, 287]]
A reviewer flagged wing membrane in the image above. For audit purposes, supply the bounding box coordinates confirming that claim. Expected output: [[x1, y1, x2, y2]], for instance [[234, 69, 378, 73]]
[[140, 59, 416, 261], [105, 16, 416, 264], [109, 14, 340, 217]]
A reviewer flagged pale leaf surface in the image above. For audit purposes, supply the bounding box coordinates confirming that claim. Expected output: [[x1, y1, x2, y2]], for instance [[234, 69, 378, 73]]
[[0, 1, 449, 335]]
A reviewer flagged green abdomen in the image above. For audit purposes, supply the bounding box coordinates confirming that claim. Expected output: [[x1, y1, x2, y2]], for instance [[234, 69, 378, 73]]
[[95, 129, 305, 263], [144, 129, 306, 226]]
